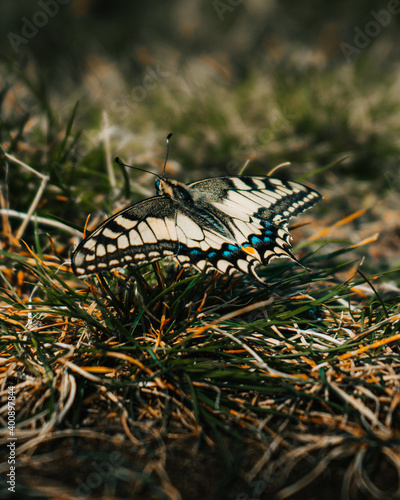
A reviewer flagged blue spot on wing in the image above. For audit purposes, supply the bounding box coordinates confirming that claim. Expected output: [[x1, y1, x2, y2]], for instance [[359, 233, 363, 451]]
[[249, 235, 263, 245], [189, 248, 202, 256], [249, 232, 273, 245], [222, 244, 240, 258]]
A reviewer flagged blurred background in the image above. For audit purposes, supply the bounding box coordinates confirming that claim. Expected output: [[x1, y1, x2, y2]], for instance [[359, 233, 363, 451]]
[[1, 0, 400, 268]]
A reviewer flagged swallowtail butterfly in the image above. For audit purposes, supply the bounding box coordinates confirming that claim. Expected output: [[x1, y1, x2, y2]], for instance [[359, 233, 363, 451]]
[[72, 157, 321, 284]]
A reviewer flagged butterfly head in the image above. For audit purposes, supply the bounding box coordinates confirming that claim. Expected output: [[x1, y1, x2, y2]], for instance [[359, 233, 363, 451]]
[[155, 178, 173, 196], [156, 178, 194, 204]]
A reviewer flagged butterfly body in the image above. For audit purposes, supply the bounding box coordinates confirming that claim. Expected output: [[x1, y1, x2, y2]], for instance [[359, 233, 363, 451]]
[[72, 175, 321, 283]]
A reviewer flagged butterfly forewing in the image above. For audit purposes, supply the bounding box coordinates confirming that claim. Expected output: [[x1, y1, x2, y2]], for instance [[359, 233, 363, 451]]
[[72, 197, 179, 277], [189, 177, 320, 224], [72, 174, 321, 282]]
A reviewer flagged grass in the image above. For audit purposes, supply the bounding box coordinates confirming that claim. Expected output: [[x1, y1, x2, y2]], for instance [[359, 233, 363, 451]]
[[1, 226, 400, 499], [1, 51, 400, 500]]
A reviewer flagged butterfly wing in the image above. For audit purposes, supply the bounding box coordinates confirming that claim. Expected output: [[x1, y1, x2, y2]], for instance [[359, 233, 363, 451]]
[[71, 196, 179, 277], [187, 176, 321, 279], [188, 176, 321, 227]]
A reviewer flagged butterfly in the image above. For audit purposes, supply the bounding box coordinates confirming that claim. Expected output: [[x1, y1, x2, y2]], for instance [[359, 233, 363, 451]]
[[71, 160, 321, 285]]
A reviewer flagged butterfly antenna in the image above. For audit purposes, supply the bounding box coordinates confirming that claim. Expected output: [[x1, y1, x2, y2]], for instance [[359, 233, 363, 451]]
[[162, 133, 173, 177], [114, 157, 161, 179]]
